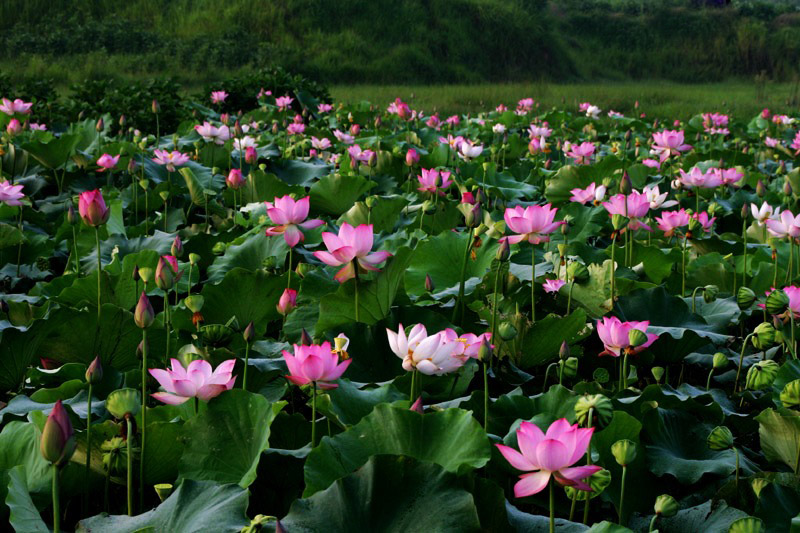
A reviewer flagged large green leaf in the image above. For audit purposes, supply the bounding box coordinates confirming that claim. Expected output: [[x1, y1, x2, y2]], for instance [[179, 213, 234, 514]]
[[280, 456, 481, 533], [520, 309, 589, 368], [200, 268, 287, 331], [6, 466, 48, 533], [756, 407, 800, 471], [303, 404, 491, 496], [327, 378, 406, 426], [207, 234, 288, 282], [309, 173, 375, 215], [76, 480, 249, 532], [21, 133, 80, 169], [628, 500, 750, 533], [178, 390, 285, 487], [0, 422, 51, 520], [338, 196, 408, 234]]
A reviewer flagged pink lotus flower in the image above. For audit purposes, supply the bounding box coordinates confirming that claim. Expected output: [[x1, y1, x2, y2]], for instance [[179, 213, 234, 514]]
[[78, 189, 109, 227], [596, 316, 658, 357], [655, 209, 690, 236], [578, 102, 591, 112], [387, 98, 412, 119], [528, 124, 552, 138], [333, 130, 355, 145], [40, 399, 75, 466], [313, 223, 392, 282], [446, 115, 460, 127], [643, 184, 677, 210], [767, 210, 800, 239], [458, 140, 484, 161], [287, 122, 305, 135], [517, 98, 535, 114], [277, 288, 297, 315], [149, 359, 236, 405], [234, 136, 256, 151], [347, 145, 374, 167], [496, 104, 508, 112], [29, 123, 46, 131], [275, 96, 294, 111], [0, 180, 25, 206], [608, 110, 624, 119], [543, 279, 566, 293], [442, 330, 493, 361], [426, 114, 442, 129], [569, 182, 606, 205], [792, 132, 800, 156], [642, 158, 661, 169], [211, 90, 228, 104], [504, 204, 564, 244], [678, 167, 723, 189], [651, 130, 692, 162], [152, 149, 190, 172], [528, 137, 547, 155], [774, 115, 795, 126], [318, 103, 333, 113], [784, 286, 800, 317], [311, 137, 332, 151], [0, 98, 32, 115], [602, 191, 651, 230], [96, 153, 119, 172], [387, 324, 463, 375], [265, 195, 324, 247], [226, 168, 246, 189], [565, 142, 595, 165], [691, 211, 716, 233], [417, 168, 452, 195], [751, 202, 775, 226], [461, 191, 476, 204], [439, 134, 465, 151], [765, 137, 780, 148], [282, 342, 351, 389], [195, 122, 231, 145], [495, 419, 601, 497]]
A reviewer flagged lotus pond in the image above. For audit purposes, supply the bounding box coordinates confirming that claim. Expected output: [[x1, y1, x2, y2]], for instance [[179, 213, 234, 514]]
[[2, 94, 800, 532]]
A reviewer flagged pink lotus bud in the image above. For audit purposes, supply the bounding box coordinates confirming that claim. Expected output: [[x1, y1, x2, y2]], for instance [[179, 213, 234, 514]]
[[410, 397, 423, 413], [40, 400, 76, 466], [243, 321, 255, 343], [171, 236, 183, 258], [245, 146, 258, 165], [405, 148, 419, 166], [226, 168, 246, 190], [6, 119, 21, 135], [220, 113, 230, 125], [350, 124, 361, 136], [155, 256, 176, 290], [152, 99, 160, 114], [277, 288, 297, 316], [78, 189, 110, 227], [134, 291, 155, 328], [85, 356, 103, 384], [461, 191, 476, 204]]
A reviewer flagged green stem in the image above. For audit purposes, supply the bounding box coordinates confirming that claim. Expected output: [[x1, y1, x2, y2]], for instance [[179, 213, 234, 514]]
[[72, 225, 80, 275], [706, 368, 714, 390], [531, 244, 537, 323], [490, 260, 501, 370], [618, 465, 627, 525], [452, 232, 474, 325], [621, 352, 629, 390], [287, 247, 293, 289], [410, 369, 417, 402], [735, 447, 741, 488], [85, 383, 93, 507], [354, 263, 360, 323], [774, 248, 779, 288], [483, 361, 489, 430], [52, 464, 61, 533], [734, 333, 754, 393], [16, 208, 22, 277], [126, 417, 133, 516], [311, 381, 317, 448], [610, 234, 617, 302], [243, 342, 250, 390], [682, 234, 688, 297], [164, 294, 170, 364], [691, 286, 704, 314], [549, 479, 555, 533], [742, 222, 748, 287], [649, 515, 658, 532], [187, 263, 193, 296], [96, 228, 102, 321], [792, 314, 797, 360], [140, 328, 147, 512], [103, 459, 110, 513]]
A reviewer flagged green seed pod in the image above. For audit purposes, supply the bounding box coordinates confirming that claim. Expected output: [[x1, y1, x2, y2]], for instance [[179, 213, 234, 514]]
[[746, 359, 779, 390], [737, 287, 756, 310], [611, 214, 628, 231], [101, 436, 129, 474], [201, 324, 235, 348], [654, 494, 679, 517], [707, 426, 734, 451], [593, 367, 610, 384], [728, 517, 765, 533], [559, 356, 579, 378], [780, 379, 800, 409], [154, 483, 173, 502], [628, 328, 649, 348], [651, 366, 665, 383], [137, 267, 154, 284], [498, 322, 517, 341], [564, 469, 611, 501], [567, 261, 589, 283], [688, 216, 703, 234], [105, 388, 141, 419], [212, 242, 227, 255], [751, 322, 776, 351], [188, 253, 201, 266], [184, 295, 204, 314], [765, 289, 790, 316], [703, 285, 719, 303], [574, 394, 613, 429], [713, 352, 728, 369], [611, 439, 637, 466], [751, 478, 769, 498]]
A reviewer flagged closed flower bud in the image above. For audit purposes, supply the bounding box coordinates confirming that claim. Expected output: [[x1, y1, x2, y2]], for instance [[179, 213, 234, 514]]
[[171, 236, 183, 258], [155, 256, 176, 290], [66, 204, 78, 225], [243, 321, 255, 344], [85, 356, 103, 384], [765, 289, 790, 316], [498, 321, 517, 341], [756, 179, 766, 197], [575, 394, 613, 428], [784, 181, 793, 197], [703, 285, 719, 303], [651, 366, 665, 383], [40, 400, 76, 466], [425, 274, 435, 292], [134, 291, 154, 328], [245, 146, 258, 165], [477, 337, 493, 363], [628, 328, 649, 348], [707, 426, 734, 450], [96, 117, 104, 132], [300, 328, 313, 346], [611, 439, 637, 466], [559, 340, 570, 360], [567, 262, 589, 283], [619, 172, 633, 195], [746, 359, 779, 390], [105, 388, 141, 419], [132, 265, 140, 282], [712, 352, 728, 369], [654, 494, 679, 517], [737, 287, 756, 310], [277, 288, 297, 316], [751, 322, 776, 350], [151, 99, 160, 114], [496, 239, 510, 261]]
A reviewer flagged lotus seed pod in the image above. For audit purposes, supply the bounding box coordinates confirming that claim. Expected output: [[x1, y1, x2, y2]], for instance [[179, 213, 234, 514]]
[[564, 469, 611, 501], [154, 483, 173, 502], [751, 322, 776, 351], [728, 517, 764, 533], [737, 287, 756, 310], [188, 253, 201, 266], [105, 388, 141, 419], [780, 379, 800, 408], [593, 367, 610, 384], [688, 216, 703, 234], [212, 242, 226, 255], [651, 366, 665, 383], [703, 285, 719, 303], [611, 439, 637, 466], [201, 324, 235, 348], [567, 262, 589, 283], [765, 289, 790, 316], [85, 356, 103, 384], [746, 359, 779, 390], [184, 295, 204, 314], [611, 214, 628, 231], [707, 426, 734, 450], [138, 267, 154, 284], [559, 356, 579, 378], [575, 394, 613, 428], [102, 437, 128, 474], [498, 322, 517, 341], [712, 352, 728, 369], [628, 328, 649, 348], [654, 494, 679, 517], [751, 478, 769, 498]]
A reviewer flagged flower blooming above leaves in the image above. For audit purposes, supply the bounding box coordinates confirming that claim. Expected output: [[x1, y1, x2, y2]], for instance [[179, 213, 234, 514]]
[[655, 209, 690, 236], [265, 195, 324, 248], [149, 359, 236, 405], [0, 180, 25, 206], [282, 342, 351, 389], [601, 191, 651, 231], [504, 204, 564, 244], [152, 150, 190, 172], [417, 168, 453, 195], [569, 182, 606, 205], [596, 316, 658, 357], [313, 222, 392, 282], [543, 279, 566, 293]]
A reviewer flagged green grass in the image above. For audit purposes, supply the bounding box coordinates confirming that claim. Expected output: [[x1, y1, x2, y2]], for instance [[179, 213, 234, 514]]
[[331, 81, 800, 119]]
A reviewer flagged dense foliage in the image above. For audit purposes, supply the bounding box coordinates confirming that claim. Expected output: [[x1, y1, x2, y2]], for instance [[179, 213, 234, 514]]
[[3, 88, 800, 532]]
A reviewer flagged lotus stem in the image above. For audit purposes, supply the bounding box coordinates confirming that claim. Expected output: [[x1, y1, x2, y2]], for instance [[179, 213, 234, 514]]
[[691, 286, 704, 314], [354, 262, 360, 323], [16, 208, 22, 278], [126, 416, 133, 516], [483, 361, 489, 430], [582, 407, 594, 525], [452, 231, 474, 325], [140, 328, 147, 511], [243, 341, 250, 390], [187, 263, 193, 296], [72, 225, 80, 275], [735, 447, 741, 488], [681, 234, 688, 297], [649, 515, 658, 532], [95, 227, 102, 321], [734, 333, 754, 393], [610, 234, 617, 302], [706, 367, 715, 390], [549, 479, 555, 533], [85, 382, 93, 508], [287, 247, 293, 290], [311, 381, 317, 448], [164, 294, 170, 366], [742, 220, 748, 287], [792, 314, 797, 360], [531, 244, 537, 323], [618, 464, 628, 525], [52, 464, 61, 533]]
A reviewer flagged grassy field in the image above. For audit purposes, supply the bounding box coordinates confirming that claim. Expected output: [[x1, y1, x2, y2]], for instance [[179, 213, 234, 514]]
[[331, 81, 800, 119]]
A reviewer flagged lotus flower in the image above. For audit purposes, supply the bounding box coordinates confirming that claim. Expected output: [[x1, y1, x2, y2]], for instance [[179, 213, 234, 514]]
[[784, 286, 800, 317], [234, 136, 256, 151], [569, 182, 606, 205], [6, 118, 21, 135], [543, 279, 566, 293], [282, 342, 351, 389], [150, 359, 236, 405], [152, 149, 190, 172], [565, 142, 595, 165], [210, 90, 228, 104], [528, 124, 552, 138], [406, 148, 420, 166], [655, 209, 690, 236], [311, 136, 332, 151], [643, 184, 677, 210], [195, 122, 230, 145], [313, 222, 392, 282], [387, 324, 462, 375], [504, 204, 564, 244], [793, 131, 800, 156], [585, 105, 601, 119], [333, 130, 355, 144], [0, 97, 32, 115], [78, 189, 109, 227], [458, 140, 484, 161], [265, 195, 324, 247], [417, 168, 453, 195], [442, 330, 493, 361], [96, 153, 120, 172], [751, 202, 775, 226], [677, 167, 722, 189], [0, 180, 25, 206], [275, 96, 294, 110], [596, 316, 658, 357], [601, 191, 651, 231], [691, 211, 716, 233], [287, 122, 305, 135], [318, 103, 333, 113], [495, 419, 602, 497], [767, 210, 800, 239], [651, 130, 692, 162]]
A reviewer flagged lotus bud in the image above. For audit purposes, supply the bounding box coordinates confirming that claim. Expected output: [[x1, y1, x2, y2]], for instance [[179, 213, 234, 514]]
[[751, 478, 769, 498], [575, 394, 613, 428], [105, 388, 141, 419], [374, 115, 382, 128], [425, 274, 435, 292], [477, 337, 493, 363], [611, 439, 637, 466], [189, 253, 201, 266], [154, 483, 173, 502], [619, 172, 633, 195], [40, 400, 76, 466], [243, 321, 255, 344], [67, 204, 78, 225], [728, 517, 765, 533], [751, 322, 776, 350], [702, 285, 719, 304], [155, 256, 175, 290], [784, 181, 793, 197], [498, 321, 517, 341], [277, 288, 297, 316], [300, 328, 313, 346], [712, 352, 728, 369], [707, 426, 734, 450], [495, 239, 510, 262], [654, 494, 679, 517], [409, 397, 423, 413], [628, 328, 649, 348], [134, 291, 154, 328], [567, 262, 589, 283], [765, 289, 790, 316], [184, 295, 204, 314], [756, 179, 766, 197], [171, 236, 184, 258], [651, 366, 665, 383], [151, 99, 160, 114], [611, 214, 628, 231], [560, 356, 579, 378], [746, 359, 779, 390], [96, 117, 104, 132], [85, 356, 103, 384], [245, 145, 258, 165], [737, 287, 756, 310], [559, 340, 570, 360]]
